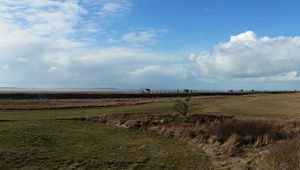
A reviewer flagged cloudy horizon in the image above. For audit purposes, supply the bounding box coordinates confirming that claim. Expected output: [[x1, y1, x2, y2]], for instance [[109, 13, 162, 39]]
[[1, 0, 300, 90]]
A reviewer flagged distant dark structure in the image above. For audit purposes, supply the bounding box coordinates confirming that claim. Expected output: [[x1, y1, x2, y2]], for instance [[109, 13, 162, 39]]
[[142, 88, 151, 93], [183, 89, 189, 93]]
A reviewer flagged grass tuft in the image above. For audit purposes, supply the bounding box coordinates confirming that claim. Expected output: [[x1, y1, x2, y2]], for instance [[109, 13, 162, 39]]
[[264, 137, 300, 169]]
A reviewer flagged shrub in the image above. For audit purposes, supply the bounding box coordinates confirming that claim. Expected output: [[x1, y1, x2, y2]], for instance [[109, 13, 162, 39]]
[[264, 137, 300, 169], [174, 96, 196, 117], [207, 119, 288, 146]]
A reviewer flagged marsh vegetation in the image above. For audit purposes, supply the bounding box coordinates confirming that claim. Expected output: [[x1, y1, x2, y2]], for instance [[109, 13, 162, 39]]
[[1, 93, 300, 169]]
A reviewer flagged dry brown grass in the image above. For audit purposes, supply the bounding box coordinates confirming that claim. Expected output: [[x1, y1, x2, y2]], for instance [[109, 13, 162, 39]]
[[72, 113, 299, 148], [4, 93, 300, 119], [206, 119, 295, 146], [0, 98, 179, 110], [70, 114, 297, 151], [155, 116, 297, 147], [264, 137, 300, 169], [4, 93, 300, 169], [72, 113, 300, 169]]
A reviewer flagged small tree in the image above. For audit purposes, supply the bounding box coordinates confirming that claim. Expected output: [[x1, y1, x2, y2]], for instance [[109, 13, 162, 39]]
[[174, 96, 196, 116]]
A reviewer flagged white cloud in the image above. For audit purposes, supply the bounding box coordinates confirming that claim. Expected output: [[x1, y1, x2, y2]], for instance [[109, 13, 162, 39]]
[[97, 0, 132, 18], [131, 65, 164, 77], [0, 0, 86, 37], [48, 66, 58, 73], [121, 30, 157, 46], [1, 65, 10, 70], [0, 0, 153, 87], [131, 65, 179, 77], [0, 16, 184, 87], [16, 57, 28, 63], [0, 0, 132, 38], [0, 0, 195, 88], [102, 2, 130, 12], [73, 47, 157, 66], [130, 63, 193, 80], [194, 31, 300, 81], [189, 53, 196, 61], [240, 71, 300, 82], [107, 38, 117, 43]]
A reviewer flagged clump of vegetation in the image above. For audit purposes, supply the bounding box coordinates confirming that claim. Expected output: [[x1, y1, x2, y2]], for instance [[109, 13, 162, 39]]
[[81, 113, 296, 149], [174, 96, 197, 117], [207, 119, 290, 146], [264, 137, 300, 169]]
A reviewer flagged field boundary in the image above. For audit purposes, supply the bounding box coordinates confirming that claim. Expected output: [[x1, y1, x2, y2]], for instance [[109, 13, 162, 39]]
[[0, 91, 296, 99]]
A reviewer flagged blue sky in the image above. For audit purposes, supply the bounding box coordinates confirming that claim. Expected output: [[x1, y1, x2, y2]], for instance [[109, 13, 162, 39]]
[[1, 0, 300, 90]]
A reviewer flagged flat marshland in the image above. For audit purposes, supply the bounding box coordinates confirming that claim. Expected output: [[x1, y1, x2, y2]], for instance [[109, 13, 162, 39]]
[[1, 93, 300, 169]]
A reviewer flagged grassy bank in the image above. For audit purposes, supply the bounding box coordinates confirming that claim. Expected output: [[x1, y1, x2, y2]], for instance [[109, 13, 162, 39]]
[[0, 120, 210, 169]]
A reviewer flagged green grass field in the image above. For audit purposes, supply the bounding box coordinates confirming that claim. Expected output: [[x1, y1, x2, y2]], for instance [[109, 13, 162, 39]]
[[1, 93, 300, 120], [0, 120, 210, 169], [0, 101, 211, 169], [1, 93, 300, 169]]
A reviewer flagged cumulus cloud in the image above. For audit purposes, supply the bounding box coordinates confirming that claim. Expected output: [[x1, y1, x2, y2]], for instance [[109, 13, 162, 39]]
[[193, 31, 300, 81], [0, 0, 202, 88], [0, 0, 188, 88]]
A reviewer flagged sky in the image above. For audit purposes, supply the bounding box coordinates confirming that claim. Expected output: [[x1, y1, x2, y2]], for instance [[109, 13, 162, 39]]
[[1, 0, 300, 90]]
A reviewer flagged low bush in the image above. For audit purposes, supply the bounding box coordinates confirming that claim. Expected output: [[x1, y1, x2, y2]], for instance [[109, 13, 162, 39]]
[[264, 137, 300, 170], [174, 96, 197, 117], [207, 119, 291, 146]]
